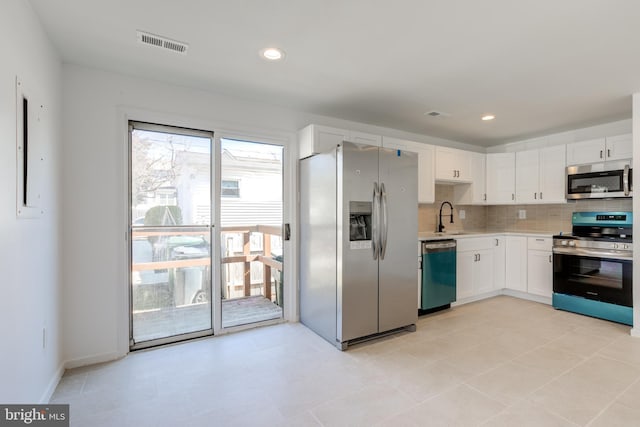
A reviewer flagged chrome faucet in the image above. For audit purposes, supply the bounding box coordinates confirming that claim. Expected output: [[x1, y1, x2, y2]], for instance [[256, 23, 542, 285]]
[[438, 201, 454, 233]]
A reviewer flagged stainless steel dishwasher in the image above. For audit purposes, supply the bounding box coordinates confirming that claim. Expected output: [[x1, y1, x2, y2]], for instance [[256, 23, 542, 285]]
[[420, 239, 457, 313]]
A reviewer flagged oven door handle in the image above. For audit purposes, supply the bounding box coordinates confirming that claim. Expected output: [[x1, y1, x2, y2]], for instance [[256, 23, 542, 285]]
[[553, 246, 633, 261]]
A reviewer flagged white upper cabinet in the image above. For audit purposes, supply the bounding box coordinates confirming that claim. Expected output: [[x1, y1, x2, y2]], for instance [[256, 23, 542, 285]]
[[605, 133, 633, 161], [486, 153, 515, 204], [454, 152, 486, 205], [350, 130, 383, 147], [566, 133, 632, 166], [515, 150, 539, 204], [298, 124, 381, 159], [515, 145, 566, 204], [382, 137, 435, 204], [538, 145, 567, 203], [435, 147, 472, 183]]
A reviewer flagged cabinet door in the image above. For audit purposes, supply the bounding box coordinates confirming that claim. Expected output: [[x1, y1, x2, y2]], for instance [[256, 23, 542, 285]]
[[606, 134, 633, 161], [493, 237, 506, 289], [486, 153, 515, 204], [298, 124, 349, 159], [566, 138, 605, 165], [350, 131, 382, 147], [538, 145, 566, 203], [417, 145, 435, 203], [456, 251, 476, 300], [515, 150, 539, 203], [435, 147, 471, 182], [470, 152, 486, 203], [474, 249, 495, 295], [527, 250, 552, 297], [505, 236, 527, 292], [383, 137, 434, 203]]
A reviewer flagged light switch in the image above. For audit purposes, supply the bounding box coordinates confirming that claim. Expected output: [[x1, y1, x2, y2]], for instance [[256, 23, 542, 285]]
[[518, 209, 527, 219], [459, 210, 466, 219]]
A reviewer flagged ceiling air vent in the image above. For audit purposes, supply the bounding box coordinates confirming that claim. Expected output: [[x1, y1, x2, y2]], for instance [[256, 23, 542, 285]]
[[424, 110, 451, 118], [137, 31, 189, 55]]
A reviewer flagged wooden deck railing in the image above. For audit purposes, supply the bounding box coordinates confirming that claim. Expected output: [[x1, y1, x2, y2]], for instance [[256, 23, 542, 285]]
[[131, 225, 283, 301]]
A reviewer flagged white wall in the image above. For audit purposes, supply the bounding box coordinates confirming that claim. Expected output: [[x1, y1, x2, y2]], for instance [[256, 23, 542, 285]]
[[0, 1, 63, 403], [61, 64, 470, 366]]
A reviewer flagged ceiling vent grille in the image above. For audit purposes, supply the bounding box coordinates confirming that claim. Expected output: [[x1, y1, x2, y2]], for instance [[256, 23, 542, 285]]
[[137, 31, 189, 55], [424, 110, 451, 118]]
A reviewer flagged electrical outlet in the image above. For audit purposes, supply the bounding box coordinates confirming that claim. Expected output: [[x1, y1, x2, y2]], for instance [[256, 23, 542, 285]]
[[459, 210, 466, 219], [518, 209, 527, 219]]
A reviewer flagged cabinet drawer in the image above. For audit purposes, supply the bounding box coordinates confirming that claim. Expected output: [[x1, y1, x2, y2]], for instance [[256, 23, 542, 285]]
[[528, 236, 552, 251], [456, 237, 495, 252]]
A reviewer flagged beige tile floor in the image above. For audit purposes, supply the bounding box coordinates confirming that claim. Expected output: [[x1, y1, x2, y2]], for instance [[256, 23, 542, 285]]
[[51, 296, 640, 426]]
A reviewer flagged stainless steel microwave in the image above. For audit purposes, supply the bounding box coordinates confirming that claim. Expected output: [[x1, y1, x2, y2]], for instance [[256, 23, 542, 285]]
[[566, 160, 632, 199]]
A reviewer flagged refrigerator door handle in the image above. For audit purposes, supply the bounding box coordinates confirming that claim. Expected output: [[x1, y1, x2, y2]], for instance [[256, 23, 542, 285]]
[[380, 182, 389, 260], [372, 182, 380, 260]]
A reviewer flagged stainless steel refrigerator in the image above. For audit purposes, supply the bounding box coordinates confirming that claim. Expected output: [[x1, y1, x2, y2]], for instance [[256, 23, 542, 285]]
[[299, 141, 418, 350]]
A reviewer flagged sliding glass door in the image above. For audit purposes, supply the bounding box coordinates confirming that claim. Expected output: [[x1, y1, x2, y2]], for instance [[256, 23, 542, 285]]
[[219, 138, 284, 328], [129, 122, 213, 349]]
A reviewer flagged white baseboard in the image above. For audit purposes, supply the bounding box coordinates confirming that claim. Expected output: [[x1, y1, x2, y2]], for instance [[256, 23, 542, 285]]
[[64, 351, 124, 370], [452, 289, 552, 307], [40, 364, 65, 403], [501, 289, 552, 305], [452, 289, 502, 307]]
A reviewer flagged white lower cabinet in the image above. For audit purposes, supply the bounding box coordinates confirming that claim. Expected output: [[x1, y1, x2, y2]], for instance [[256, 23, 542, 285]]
[[505, 236, 527, 292], [527, 237, 553, 298], [493, 237, 506, 289], [456, 237, 499, 300], [452, 233, 553, 305]]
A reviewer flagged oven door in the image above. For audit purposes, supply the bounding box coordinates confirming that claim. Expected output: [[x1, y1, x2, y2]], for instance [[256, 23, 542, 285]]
[[553, 252, 632, 307]]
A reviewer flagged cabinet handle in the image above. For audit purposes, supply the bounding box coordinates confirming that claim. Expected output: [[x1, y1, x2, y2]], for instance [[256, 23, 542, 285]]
[[540, 192, 543, 200], [478, 253, 481, 262], [600, 150, 603, 159], [534, 192, 537, 199], [608, 149, 611, 158], [484, 193, 487, 201], [512, 193, 515, 200], [453, 170, 456, 178], [495, 239, 499, 246], [536, 238, 544, 242], [549, 255, 552, 263]]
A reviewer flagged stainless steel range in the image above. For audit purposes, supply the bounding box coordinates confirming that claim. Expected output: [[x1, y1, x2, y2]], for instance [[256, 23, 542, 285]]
[[553, 212, 633, 325]]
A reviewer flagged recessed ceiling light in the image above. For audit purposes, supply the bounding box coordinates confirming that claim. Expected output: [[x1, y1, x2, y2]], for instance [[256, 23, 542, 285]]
[[260, 47, 285, 61], [481, 114, 496, 121]]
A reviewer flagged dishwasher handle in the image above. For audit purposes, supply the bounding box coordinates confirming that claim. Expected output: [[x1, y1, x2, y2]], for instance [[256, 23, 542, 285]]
[[422, 240, 457, 253]]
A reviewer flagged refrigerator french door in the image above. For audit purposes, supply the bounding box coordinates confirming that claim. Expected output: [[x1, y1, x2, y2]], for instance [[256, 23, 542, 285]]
[[300, 141, 418, 350]]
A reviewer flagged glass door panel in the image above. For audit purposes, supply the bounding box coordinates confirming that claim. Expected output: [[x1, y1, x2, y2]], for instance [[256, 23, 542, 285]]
[[130, 122, 213, 348], [220, 138, 284, 328]]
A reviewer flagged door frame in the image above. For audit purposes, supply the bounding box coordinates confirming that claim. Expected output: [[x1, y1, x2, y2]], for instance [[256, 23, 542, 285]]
[[118, 107, 297, 356], [213, 130, 292, 333], [128, 120, 215, 350]]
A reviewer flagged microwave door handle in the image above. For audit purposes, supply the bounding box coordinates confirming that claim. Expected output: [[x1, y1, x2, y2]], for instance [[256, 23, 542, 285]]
[[624, 165, 630, 196]]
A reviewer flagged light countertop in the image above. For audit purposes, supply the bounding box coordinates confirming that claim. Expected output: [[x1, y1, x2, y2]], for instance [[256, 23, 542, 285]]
[[418, 230, 561, 241]]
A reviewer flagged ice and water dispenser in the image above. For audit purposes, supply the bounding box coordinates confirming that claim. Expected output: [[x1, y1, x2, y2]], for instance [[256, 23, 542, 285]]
[[349, 201, 372, 249]]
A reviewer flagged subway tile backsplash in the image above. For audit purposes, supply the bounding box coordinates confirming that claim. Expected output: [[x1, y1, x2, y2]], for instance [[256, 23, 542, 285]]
[[419, 184, 633, 234]]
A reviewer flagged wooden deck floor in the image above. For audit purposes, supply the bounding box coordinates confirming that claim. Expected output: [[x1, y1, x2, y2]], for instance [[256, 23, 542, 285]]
[[132, 295, 282, 343]]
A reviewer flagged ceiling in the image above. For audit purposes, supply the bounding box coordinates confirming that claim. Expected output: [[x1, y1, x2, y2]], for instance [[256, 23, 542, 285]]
[[28, 0, 640, 147]]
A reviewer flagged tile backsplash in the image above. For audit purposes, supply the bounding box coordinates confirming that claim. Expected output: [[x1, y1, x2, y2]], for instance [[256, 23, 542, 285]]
[[419, 185, 633, 234]]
